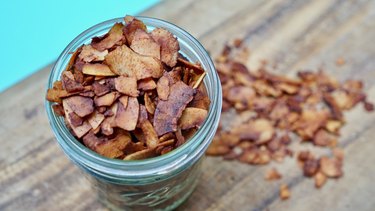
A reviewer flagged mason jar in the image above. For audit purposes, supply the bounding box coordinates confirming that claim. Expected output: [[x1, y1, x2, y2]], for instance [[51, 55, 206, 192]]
[[45, 16, 222, 211]]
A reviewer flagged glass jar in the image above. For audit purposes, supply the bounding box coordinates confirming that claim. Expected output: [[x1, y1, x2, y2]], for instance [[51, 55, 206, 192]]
[[45, 16, 222, 211]]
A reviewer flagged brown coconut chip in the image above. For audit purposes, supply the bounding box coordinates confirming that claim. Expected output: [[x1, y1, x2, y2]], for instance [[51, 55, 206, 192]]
[[219, 132, 241, 147], [293, 108, 329, 140], [124, 141, 147, 155], [92, 81, 111, 96], [101, 103, 118, 136], [206, 136, 231, 156], [188, 84, 211, 110], [105, 44, 163, 80], [87, 111, 105, 130], [333, 148, 344, 161], [65, 46, 82, 72], [157, 139, 175, 147], [265, 168, 282, 181], [364, 101, 374, 111], [252, 97, 275, 114], [82, 63, 117, 76], [279, 184, 291, 200], [62, 71, 84, 93], [222, 147, 243, 160], [123, 16, 147, 44], [115, 97, 139, 131], [68, 112, 83, 127], [52, 104, 65, 116], [323, 93, 343, 121], [226, 86, 256, 109], [130, 29, 161, 59], [174, 128, 186, 147], [319, 156, 343, 178], [137, 104, 149, 125], [165, 67, 182, 85], [101, 119, 114, 136], [178, 107, 208, 130], [302, 158, 320, 177], [156, 75, 170, 100], [206, 143, 231, 156], [78, 90, 95, 98], [92, 23, 124, 51], [81, 76, 95, 86], [313, 129, 337, 147], [261, 70, 301, 86], [232, 118, 274, 145], [139, 120, 159, 149], [151, 28, 179, 67], [252, 80, 282, 97], [64, 96, 94, 117], [83, 131, 131, 158], [62, 99, 92, 138], [325, 120, 342, 134], [138, 78, 157, 90], [46, 86, 66, 103], [177, 58, 205, 74], [239, 148, 271, 165], [144, 94, 156, 114], [155, 140, 175, 155], [114, 76, 139, 97], [94, 92, 119, 107], [182, 68, 190, 84], [314, 172, 327, 188], [161, 146, 174, 155], [124, 148, 156, 160], [53, 81, 64, 90], [153, 81, 195, 136], [79, 45, 108, 62], [159, 133, 175, 142], [118, 95, 128, 109]]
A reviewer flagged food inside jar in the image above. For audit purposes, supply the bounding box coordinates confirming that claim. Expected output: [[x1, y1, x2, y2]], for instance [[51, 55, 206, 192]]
[[46, 15, 210, 160]]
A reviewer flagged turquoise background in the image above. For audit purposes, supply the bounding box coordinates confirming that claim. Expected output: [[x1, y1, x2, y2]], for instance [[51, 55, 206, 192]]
[[0, 0, 159, 92]]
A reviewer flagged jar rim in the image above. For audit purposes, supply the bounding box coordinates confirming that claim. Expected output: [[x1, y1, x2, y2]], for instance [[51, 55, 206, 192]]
[[45, 16, 222, 180]]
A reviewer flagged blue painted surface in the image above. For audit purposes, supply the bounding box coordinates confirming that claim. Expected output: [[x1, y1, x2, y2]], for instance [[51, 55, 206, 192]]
[[0, 0, 159, 92]]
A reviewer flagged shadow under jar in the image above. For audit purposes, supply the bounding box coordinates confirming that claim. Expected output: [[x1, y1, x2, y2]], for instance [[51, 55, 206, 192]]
[[45, 16, 222, 211]]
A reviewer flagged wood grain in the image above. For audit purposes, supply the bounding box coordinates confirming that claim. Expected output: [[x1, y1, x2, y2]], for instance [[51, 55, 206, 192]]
[[1, 0, 375, 210]]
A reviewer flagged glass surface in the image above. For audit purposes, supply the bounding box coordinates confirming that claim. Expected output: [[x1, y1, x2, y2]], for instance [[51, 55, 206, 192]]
[[45, 16, 222, 210]]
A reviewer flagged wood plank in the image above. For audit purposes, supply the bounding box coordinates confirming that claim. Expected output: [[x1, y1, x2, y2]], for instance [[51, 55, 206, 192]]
[[0, 0, 264, 210], [1, 0, 375, 210], [177, 0, 375, 210]]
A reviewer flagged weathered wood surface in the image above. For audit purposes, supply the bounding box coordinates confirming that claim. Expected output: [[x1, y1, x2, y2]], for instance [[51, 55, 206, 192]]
[[1, 0, 375, 210]]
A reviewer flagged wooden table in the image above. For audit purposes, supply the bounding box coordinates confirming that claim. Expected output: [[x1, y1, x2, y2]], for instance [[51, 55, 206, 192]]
[[2, 0, 375, 210]]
